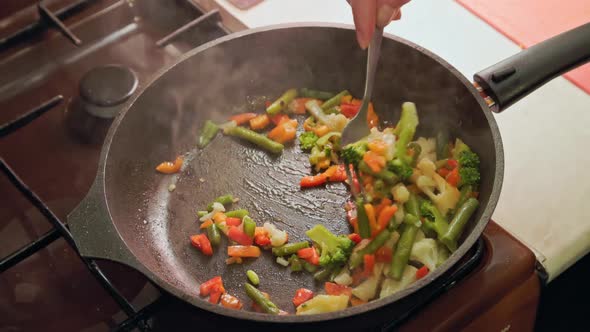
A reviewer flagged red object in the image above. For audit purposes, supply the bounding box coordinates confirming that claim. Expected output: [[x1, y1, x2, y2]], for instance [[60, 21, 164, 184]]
[[363, 254, 376, 277], [326, 165, 348, 182], [455, 0, 590, 95], [229, 112, 258, 125], [270, 113, 289, 126], [221, 293, 243, 310], [292, 288, 314, 307], [375, 246, 393, 263], [446, 167, 460, 187], [297, 247, 320, 265], [227, 227, 253, 246], [200, 276, 223, 297], [254, 234, 271, 246], [348, 233, 362, 244], [416, 266, 430, 280], [209, 283, 225, 304], [437, 168, 451, 178], [190, 234, 213, 256], [324, 282, 353, 297], [225, 217, 242, 227], [340, 103, 360, 118], [447, 159, 459, 169], [289, 98, 314, 114], [300, 174, 327, 188], [227, 245, 261, 258]]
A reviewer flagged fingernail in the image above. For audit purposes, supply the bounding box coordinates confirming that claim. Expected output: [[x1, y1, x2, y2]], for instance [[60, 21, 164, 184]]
[[356, 30, 369, 50], [377, 4, 396, 28]]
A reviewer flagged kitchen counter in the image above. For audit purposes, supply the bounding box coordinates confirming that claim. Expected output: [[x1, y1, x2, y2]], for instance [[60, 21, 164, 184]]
[[194, 0, 590, 282]]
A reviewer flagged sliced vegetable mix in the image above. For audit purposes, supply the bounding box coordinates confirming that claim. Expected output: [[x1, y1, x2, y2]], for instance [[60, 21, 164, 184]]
[[174, 88, 482, 316]]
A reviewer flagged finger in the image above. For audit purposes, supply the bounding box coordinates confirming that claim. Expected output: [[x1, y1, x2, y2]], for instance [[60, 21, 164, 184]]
[[376, 0, 409, 27], [351, 0, 377, 49]]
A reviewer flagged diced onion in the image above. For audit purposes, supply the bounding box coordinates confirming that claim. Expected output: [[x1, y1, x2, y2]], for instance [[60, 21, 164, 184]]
[[276, 256, 289, 267]]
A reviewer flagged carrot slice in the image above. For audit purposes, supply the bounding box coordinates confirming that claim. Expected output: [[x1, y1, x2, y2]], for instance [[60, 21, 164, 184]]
[[249, 114, 271, 131], [230, 112, 257, 125], [377, 205, 398, 231], [156, 156, 183, 174], [227, 245, 261, 258]]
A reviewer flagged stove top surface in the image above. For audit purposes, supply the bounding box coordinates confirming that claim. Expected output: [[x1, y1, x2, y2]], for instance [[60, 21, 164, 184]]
[[0, 1, 538, 331]]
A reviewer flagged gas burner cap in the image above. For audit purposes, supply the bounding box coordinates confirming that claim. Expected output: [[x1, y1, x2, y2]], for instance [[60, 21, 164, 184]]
[[79, 64, 138, 108]]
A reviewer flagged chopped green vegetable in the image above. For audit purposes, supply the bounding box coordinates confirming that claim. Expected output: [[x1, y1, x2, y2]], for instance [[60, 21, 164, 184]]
[[272, 241, 309, 257], [356, 197, 371, 239], [303, 261, 318, 273], [266, 88, 298, 115], [276, 256, 290, 266], [225, 126, 284, 154], [440, 198, 479, 252], [451, 138, 471, 160], [320, 90, 349, 111], [244, 283, 279, 314], [306, 224, 354, 268], [341, 140, 368, 169], [197, 210, 208, 218], [225, 209, 249, 218], [420, 199, 450, 239], [458, 150, 481, 187], [295, 294, 349, 315], [243, 215, 256, 238], [197, 120, 219, 148], [207, 194, 234, 211], [436, 130, 450, 160], [206, 224, 221, 246], [246, 270, 260, 286], [300, 88, 335, 100], [299, 131, 319, 150], [394, 102, 419, 164], [387, 158, 413, 181], [407, 142, 422, 167], [358, 160, 399, 184], [389, 215, 420, 280], [349, 229, 392, 269], [289, 255, 303, 272], [313, 267, 336, 281]]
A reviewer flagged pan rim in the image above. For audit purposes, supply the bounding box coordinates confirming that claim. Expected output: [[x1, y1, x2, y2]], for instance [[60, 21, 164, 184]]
[[97, 22, 504, 323]]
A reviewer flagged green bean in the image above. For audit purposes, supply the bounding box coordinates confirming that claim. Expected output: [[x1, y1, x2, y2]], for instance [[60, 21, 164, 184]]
[[349, 229, 392, 269], [225, 126, 284, 154], [197, 120, 219, 148], [407, 142, 422, 167], [207, 194, 234, 211], [242, 216, 256, 238], [197, 211, 208, 218], [389, 215, 420, 280], [206, 224, 221, 246], [225, 209, 249, 218], [358, 161, 399, 184], [246, 270, 260, 286], [303, 261, 318, 273], [356, 197, 371, 239], [440, 198, 479, 252], [266, 88, 298, 115], [289, 255, 303, 272], [272, 241, 309, 257], [436, 130, 450, 160], [321, 90, 349, 111], [313, 267, 335, 281], [244, 283, 280, 315], [457, 185, 473, 208], [405, 192, 421, 218], [299, 88, 335, 100]]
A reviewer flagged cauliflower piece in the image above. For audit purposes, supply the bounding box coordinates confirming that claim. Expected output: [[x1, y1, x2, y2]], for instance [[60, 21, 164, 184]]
[[414, 158, 460, 215], [352, 274, 381, 301], [392, 183, 410, 203], [414, 229, 426, 242], [414, 137, 436, 162], [379, 265, 418, 298], [410, 238, 439, 271], [333, 269, 353, 286], [263, 222, 288, 247], [296, 295, 349, 315], [368, 127, 397, 160], [324, 113, 349, 132], [394, 205, 405, 225]]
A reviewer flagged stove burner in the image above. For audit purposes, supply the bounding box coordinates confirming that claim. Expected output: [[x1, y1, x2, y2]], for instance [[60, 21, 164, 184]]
[[79, 64, 138, 118]]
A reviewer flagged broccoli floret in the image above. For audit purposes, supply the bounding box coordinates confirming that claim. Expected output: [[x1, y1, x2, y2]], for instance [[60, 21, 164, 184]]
[[451, 138, 471, 160], [458, 150, 481, 187], [341, 140, 368, 169], [387, 159, 413, 180], [299, 131, 319, 150], [306, 224, 354, 268], [419, 199, 450, 239]]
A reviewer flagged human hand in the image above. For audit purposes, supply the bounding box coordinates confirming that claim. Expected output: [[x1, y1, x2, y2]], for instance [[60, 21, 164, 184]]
[[348, 0, 411, 49]]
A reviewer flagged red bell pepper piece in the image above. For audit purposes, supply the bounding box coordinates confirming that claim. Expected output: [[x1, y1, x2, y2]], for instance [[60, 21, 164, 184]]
[[326, 164, 347, 182], [340, 103, 361, 118], [292, 288, 314, 307], [190, 234, 213, 256], [437, 168, 450, 178], [300, 174, 327, 188], [227, 227, 253, 246], [229, 112, 257, 125], [324, 282, 352, 297], [447, 159, 458, 169], [375, 246, 393, 263], [270, 113, 290, 126], [225, 217, 242, 227], [348, 233, 362, 244], [200, 276, 223, 296], [209, 283, 225, 304], [297, 247, 319, 265], [363, 254, 375, 277], [446, 167, 460, 187], [416, 265, 429, 279]]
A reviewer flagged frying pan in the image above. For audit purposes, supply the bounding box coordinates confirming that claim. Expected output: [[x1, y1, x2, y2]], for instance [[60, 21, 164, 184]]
[[68, 22, 590, 328]]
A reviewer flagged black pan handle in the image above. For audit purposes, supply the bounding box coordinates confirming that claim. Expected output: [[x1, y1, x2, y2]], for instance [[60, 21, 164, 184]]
[[68, 174, 146, 273], [474, 22, 590, 112]]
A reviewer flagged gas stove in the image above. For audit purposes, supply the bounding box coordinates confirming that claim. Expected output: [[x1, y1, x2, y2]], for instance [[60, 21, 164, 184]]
[[0, 1, 541, 331]]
